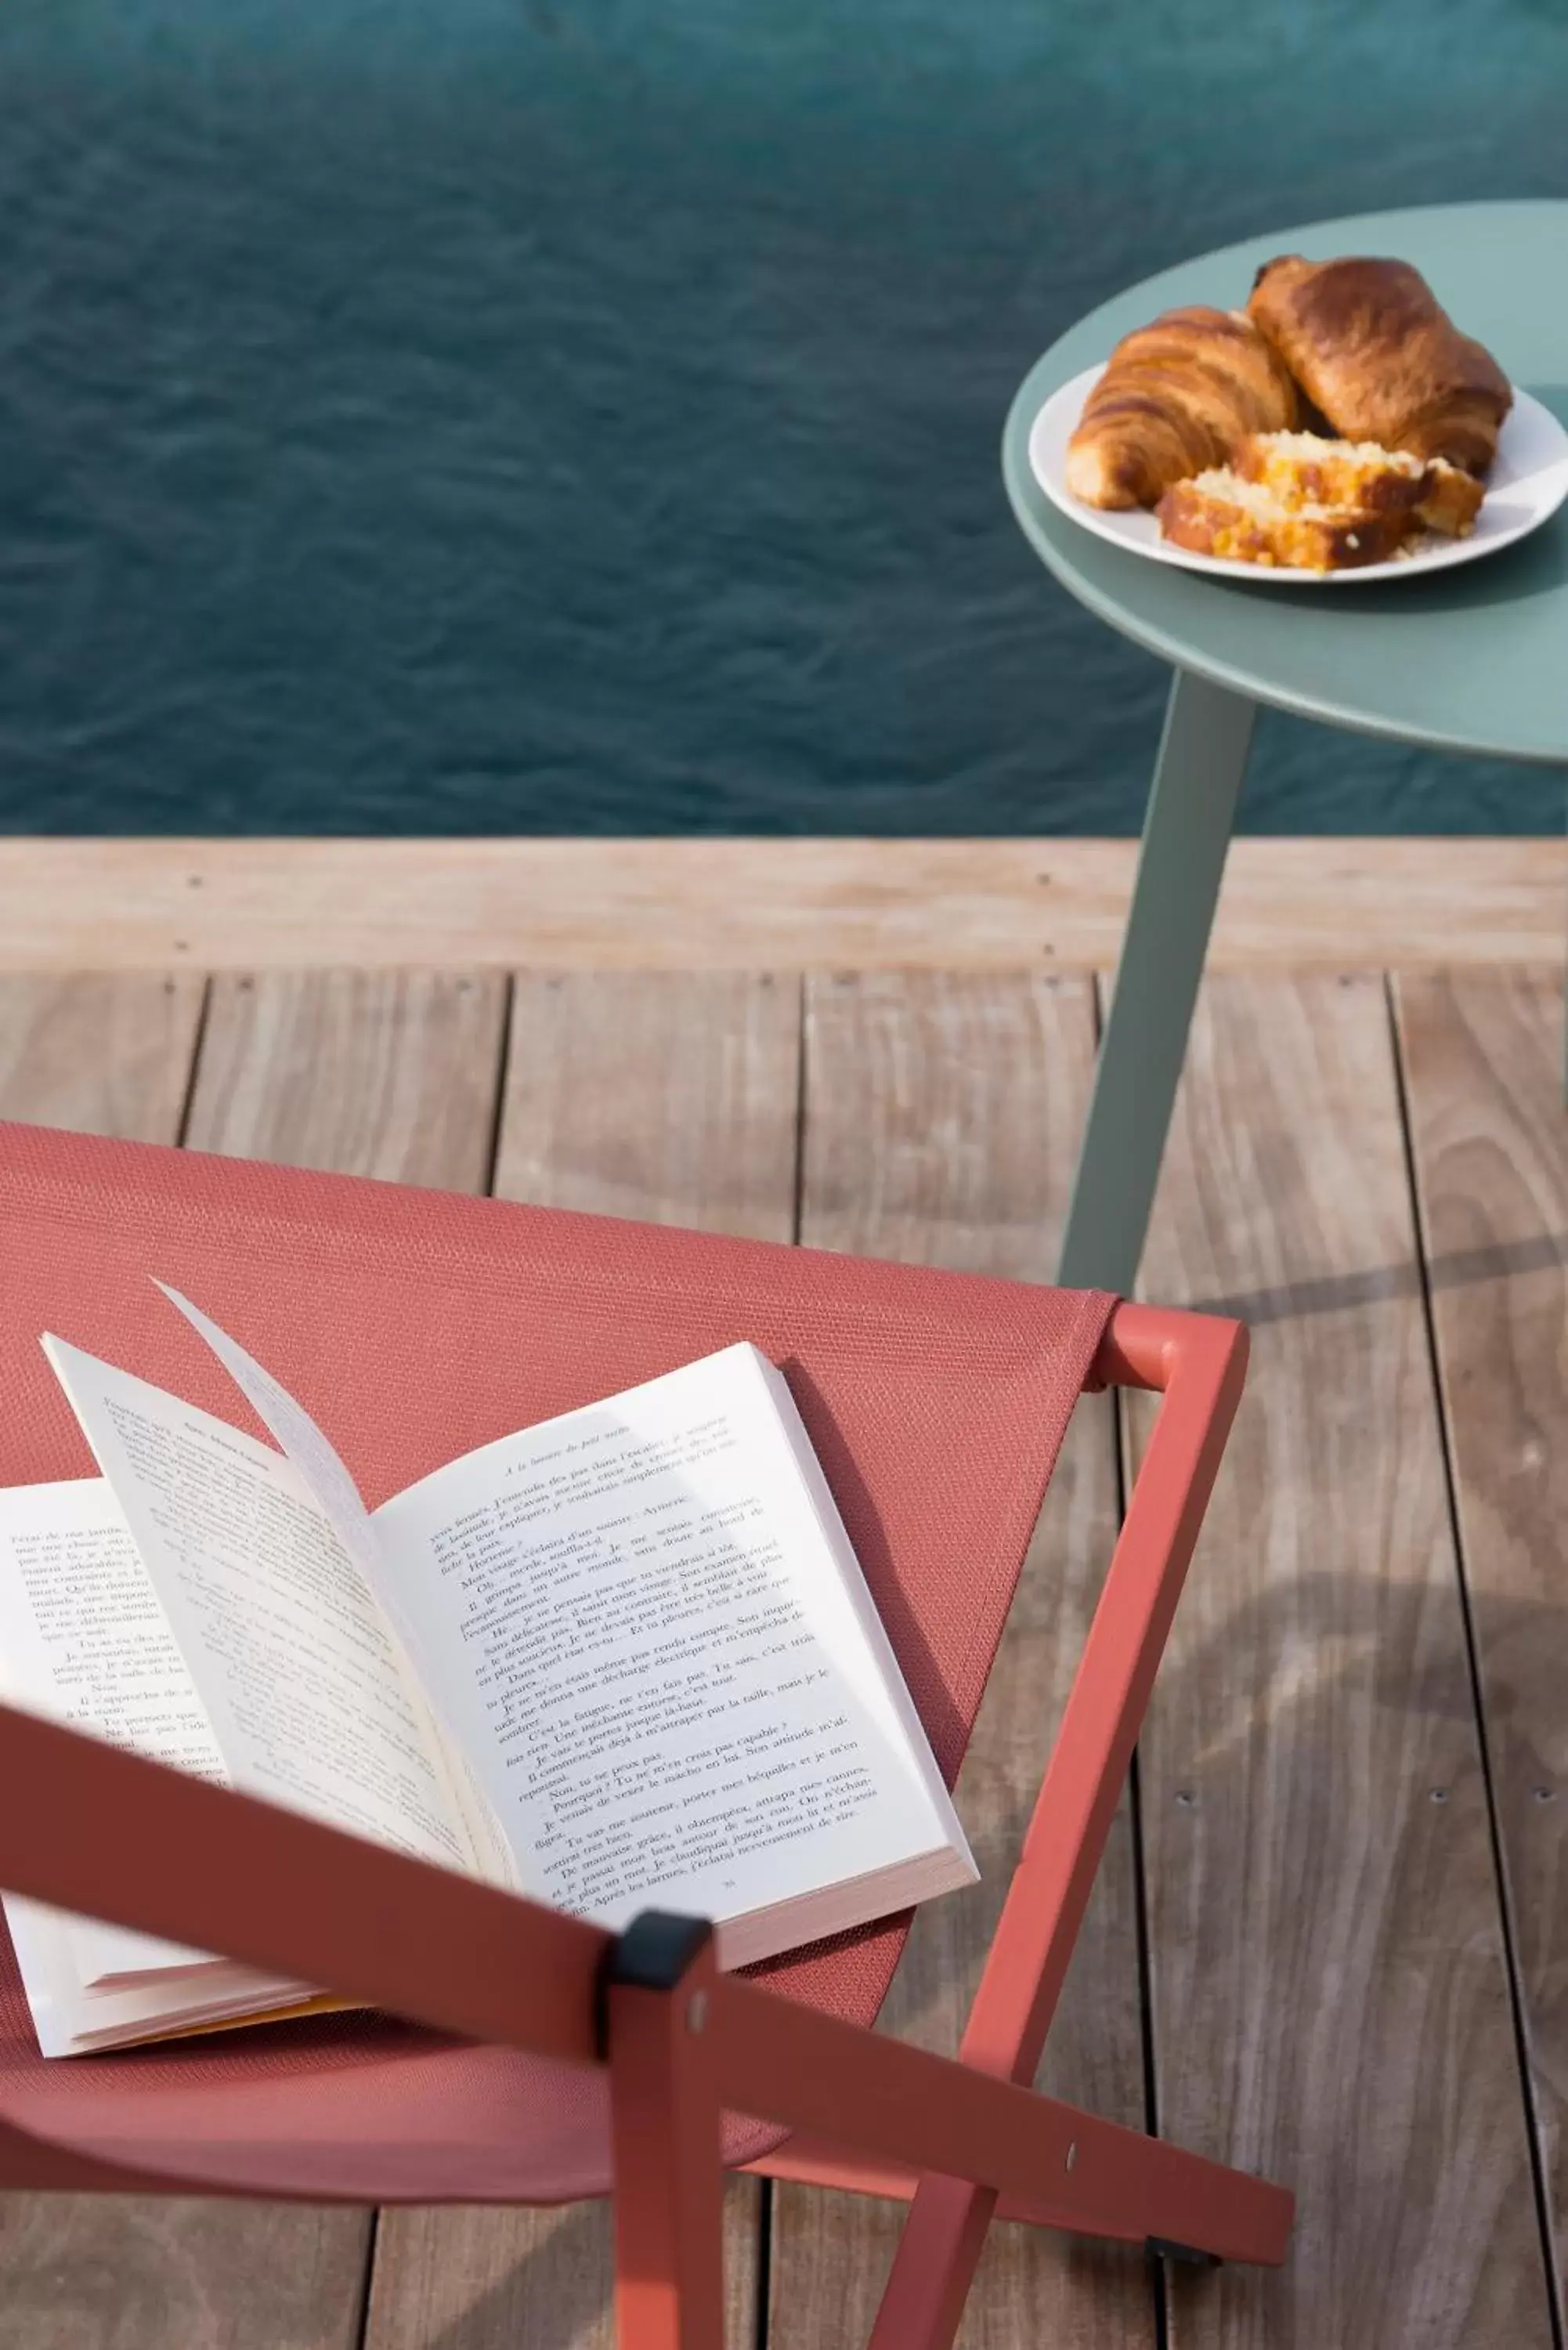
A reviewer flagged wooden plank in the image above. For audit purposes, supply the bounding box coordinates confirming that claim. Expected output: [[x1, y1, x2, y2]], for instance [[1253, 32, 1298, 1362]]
[[0, 974, 205, 1138], [493, 969, 798, 1239], [184, 968, 509, 2348], [768, 971, 1154, 2348], [0, 971, 374, 2350], [1133, 972, 1553, 2348], [365, 2197, 742, 2350], [0, 2199, 375, 2350], [365, 972, 796, 2350], [1394, 969, 1568, 2307], [0, 841, 1561, 973], [185, 971, 505, 1189]]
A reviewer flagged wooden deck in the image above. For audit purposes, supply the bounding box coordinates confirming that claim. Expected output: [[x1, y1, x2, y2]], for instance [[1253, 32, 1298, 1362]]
[[2, 851, 1566, 2346], [1, 837, 1563, 968]]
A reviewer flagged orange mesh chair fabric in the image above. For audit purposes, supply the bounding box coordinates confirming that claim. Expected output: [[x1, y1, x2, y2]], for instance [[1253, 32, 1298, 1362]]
[[0, 1119, 1113, 2202]]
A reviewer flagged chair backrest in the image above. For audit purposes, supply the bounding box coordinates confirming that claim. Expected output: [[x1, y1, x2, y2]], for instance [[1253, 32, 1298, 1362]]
[[0, 1116, 1114, 2040]]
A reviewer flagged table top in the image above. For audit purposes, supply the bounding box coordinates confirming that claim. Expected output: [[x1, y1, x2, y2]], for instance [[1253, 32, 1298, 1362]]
[[1002, 201, 1568, 766]]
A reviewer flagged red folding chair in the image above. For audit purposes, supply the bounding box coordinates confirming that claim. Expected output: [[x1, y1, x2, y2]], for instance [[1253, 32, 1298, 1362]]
[[0, 1119, 1292, 2350]]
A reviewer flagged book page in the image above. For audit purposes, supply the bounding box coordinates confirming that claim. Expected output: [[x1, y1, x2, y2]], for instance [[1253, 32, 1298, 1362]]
[[1, 1890, 322, 2058], [153, 1284, 386, 1610], [0, 1476, 229, 1985], [150, 1283, 520, 1893], [0, 1477, 225, 1780], [373, 1344, 971, 1935], [42, 1336, 468, 1875]]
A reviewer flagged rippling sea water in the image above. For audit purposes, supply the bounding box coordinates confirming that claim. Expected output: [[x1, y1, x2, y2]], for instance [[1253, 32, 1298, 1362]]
[[2, 0, 1566, 835]]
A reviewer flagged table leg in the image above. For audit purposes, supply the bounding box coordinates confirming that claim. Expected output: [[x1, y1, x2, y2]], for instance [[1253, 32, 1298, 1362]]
[[1056, 669, 1256, 1296]]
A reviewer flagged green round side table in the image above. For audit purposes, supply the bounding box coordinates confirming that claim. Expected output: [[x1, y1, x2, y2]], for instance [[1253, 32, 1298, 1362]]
[[1003, 199, 1568, 1294]]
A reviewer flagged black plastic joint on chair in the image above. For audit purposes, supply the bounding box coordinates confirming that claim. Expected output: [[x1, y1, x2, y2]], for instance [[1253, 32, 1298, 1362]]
[[1147, 2236, 1223, 2269], [594, 1910, 714, 2054]]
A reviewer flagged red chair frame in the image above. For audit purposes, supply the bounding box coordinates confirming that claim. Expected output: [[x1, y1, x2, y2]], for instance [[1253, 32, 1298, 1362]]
[[0, 1300, 1292, 2350]]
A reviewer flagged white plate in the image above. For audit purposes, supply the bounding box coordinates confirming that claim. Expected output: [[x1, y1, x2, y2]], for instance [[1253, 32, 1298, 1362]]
[[1028, 364, 1568, 585]]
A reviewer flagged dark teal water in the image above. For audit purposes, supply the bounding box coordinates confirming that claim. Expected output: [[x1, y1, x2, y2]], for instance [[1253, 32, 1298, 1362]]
[[2, 1, 1566, 837]]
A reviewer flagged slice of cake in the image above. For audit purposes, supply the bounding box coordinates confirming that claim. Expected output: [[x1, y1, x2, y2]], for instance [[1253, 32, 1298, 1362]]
[[1414, 457, 1486, 537], [1232, 432, 1484, 537], [1156, 469, 1411, 572], [1231, 431, 1426, 515]]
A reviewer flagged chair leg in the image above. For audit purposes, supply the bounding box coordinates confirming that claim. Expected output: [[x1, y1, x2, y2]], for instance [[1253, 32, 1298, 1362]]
[[865, 2175, 995, 2350], [606, 1916, 726, 2350], [861, 1313, 1276, 2347]]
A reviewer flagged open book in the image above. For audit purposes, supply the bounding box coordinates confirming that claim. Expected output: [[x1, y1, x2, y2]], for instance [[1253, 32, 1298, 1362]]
[[0, 1285, 975, 2055]]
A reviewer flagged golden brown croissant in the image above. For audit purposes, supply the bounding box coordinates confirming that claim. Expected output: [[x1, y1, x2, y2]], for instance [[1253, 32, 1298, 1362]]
[[1246, 256, 1512, 475], [1066, 306, 1299, 509]]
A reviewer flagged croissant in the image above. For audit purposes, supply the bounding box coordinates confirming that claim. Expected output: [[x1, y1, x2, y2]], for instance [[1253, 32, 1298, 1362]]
[[1065, 306, 1299, 509], [1247, 256, 1512, 475]]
